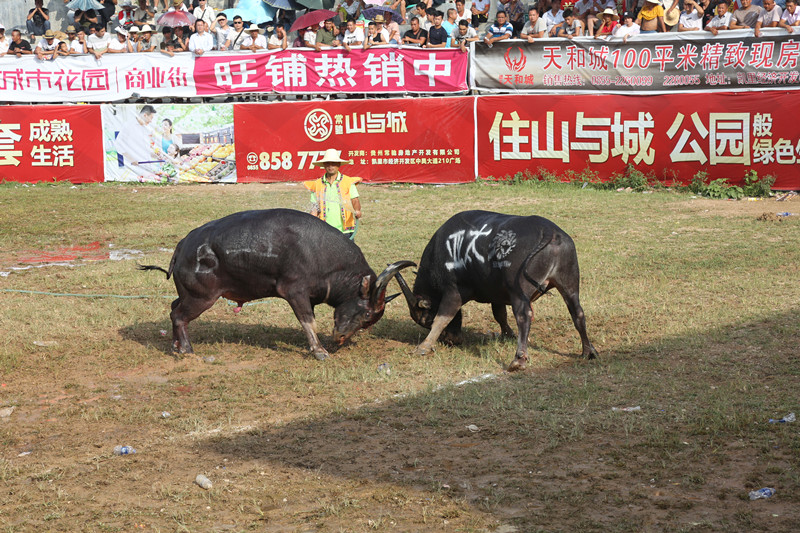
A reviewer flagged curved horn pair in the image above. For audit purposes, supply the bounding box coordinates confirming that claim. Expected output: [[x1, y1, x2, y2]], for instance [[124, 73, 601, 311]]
[[371, 260, 416, 311]]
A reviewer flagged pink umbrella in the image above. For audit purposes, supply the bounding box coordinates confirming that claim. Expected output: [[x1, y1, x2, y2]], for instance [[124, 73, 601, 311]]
[[362, 0, 385, 4], [156, 11, 197, 28], [289, 9, 337, 33]]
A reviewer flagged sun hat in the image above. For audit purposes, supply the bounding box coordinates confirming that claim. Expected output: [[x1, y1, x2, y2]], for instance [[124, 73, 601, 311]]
[[66, 25, 77, 33], [600, 8, 619, 19], [646, 0, 662, 4], [129, 26, 139, 33], [141, 24, 153, 32], [374, 14, 385, 22], [115, 27, 128, 36], [44, 29, 56, 38], [246, 24, 262, 32], [312, 149, 352, 166]]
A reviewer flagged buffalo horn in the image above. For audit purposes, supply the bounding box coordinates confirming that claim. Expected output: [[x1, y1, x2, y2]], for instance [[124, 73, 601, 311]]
[[371, 260, 416, 311], [394, 271, 419, 311]]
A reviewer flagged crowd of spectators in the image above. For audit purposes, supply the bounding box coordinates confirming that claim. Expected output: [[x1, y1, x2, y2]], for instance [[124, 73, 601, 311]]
[[1, 0, 799, 60]]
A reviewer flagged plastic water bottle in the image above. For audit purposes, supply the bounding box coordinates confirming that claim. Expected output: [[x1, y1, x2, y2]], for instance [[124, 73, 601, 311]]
[[113, 445, 136, 456], [195, 474, 213, 490], [748, 487, 776, 500]]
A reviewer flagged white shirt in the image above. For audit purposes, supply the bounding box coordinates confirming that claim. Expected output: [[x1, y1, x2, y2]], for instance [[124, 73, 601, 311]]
[[343, 27, 365, 45], [0, 36, 9, 55], [36, 38, 61, 52], [613, 22, 640, 37], [707, 12, 732, 27], [188, 31, 214, 52], [764, 5, 783, 23], [451, 26, 477, 43], [543, 9, 565, 34], [193, 6, 216, 27], [87, 32, 113, 52], [108, 37, 129, 52], [241, 34, 267, 49], [573, 0, 594, 16], [69, 38, 86, 53], [303, 29, 316, 47], [680, 10, 703, 29], [213, 25, 232, 48]]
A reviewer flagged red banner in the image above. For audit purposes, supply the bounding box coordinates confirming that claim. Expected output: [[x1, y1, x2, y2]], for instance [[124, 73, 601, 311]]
[[0, 105, 104, 183], [234, 97, 475, 183], [194, 48, 469, 95], [476, 92, 800, 189]]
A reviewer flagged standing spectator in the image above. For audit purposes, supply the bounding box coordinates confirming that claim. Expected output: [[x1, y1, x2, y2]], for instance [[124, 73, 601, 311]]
[[193, 0, 216, 30], [75, 9, 100, 32], [210, 13, 232, 50], [35, 29, 60, 60], [505, 0, 527, 35], [315, 18, 341, 50], [595, 7, 619, 37], [70, 27, 89, 53], [779, 0, 800, 31], [108, 27, 133, 52], [555, 9, 586, 36], [706, 1, 732, 33], [613, 10, 640, 39], [454, 0, 471, 23], [729, 0, 767, 33], [450, 18, 478, 50], [137, 24, 156, 51], [304, 149, 363, 240], [228, 16, 247, 50], [9, 30, 33, 56], [268, 24, 289, 49], [543, 0, 565, 35], [342, 17, 365, 49], [101, 0, 119, 29], [678, 0, 704, 30], [117, 1, 136, 30], [521, 7, 548, 40], [241, 24, 267, 51], [426, 11, 450, 46], [0, 25, 11, 56], [635, 0, 666, 32], [403, 16, 428, 45], [133, 0, 155, 28], [472, 0, 491, 27], [762, 0, 784, 26], [483, 10, 513, 45], [88, 23, 113, 58], [27, 0, 52, 36], [188, 19, 213, 54]]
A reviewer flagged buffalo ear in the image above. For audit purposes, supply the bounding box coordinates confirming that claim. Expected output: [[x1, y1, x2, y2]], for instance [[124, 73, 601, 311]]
[[360, 276, 371, 300], [418, 299, 431, 309]]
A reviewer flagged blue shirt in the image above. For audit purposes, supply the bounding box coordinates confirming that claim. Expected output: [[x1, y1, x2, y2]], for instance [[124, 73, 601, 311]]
[[486, 21, 513, 39]]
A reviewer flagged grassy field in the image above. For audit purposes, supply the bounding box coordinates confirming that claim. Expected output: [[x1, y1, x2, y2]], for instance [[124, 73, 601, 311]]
[[0, 180, 798, 532]]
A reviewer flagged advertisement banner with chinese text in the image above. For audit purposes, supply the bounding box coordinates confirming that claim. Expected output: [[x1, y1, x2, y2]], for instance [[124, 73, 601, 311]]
[[476, 92, 800, 189], [0, 105, 103, 183], [472, 30, 800, 94], [234, 97, 474, 183]]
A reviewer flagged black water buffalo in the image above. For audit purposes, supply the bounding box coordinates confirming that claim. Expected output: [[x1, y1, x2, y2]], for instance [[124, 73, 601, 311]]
[[396, 210, 598, 371], [139, 209, 414, 360]]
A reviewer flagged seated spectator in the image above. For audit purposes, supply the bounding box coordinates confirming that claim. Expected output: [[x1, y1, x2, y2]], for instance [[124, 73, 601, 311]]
[[483, 10, 513, 46], [173, 26, 190, 51], [729, 0, 767, 34], [303, 25, 317, 47], [472, 0, 491, 27], [505, 0, 527, 35], [413, 3, 431, 29], [75, 9, 99, 32], [779, 0, 800, 31], [426, 11, 450, 47], [128, 26, 140, 48], [211, 13, 233, 50], [706, 1, 732, 33], [168, 0, 190, 13], [454, 0, 471, 24], [555, 9, 585, 37], [228, 17, 247, 50], [108, 27, 133, 53], [384, 12, 402, 43], [762, 0, 783, 26], [35, 29, 60, 60], [134, 0, 155, 28], [662, 0, 681, 30], [241, 24, 267, 51], [87, 23, 113, 59], [450, 19, 478, 50], [315, 18, 341, 50], [373, 15, 395, 43], [521, 7, 548, 40], [137, 25, 156, 52], [54, 41, 70, 58], [27, 0, 51, 37], [679, 0, 704, 30], [117, 0, 136, 30], [387, 0, 407, 22], [544, 0, 565, 36], [342, 17, 366, 49], [0, 25, 10, 56], [9, 30, 33, 57], [572, 0, 596, 36], [613, 10, 640, 40], [425, 8, 438, 30], [268, 24, 288, 49], [292, 28, 307, 48], [337, 0, 364, 22], [404, 16, 428, 46], [193, 0, 216, 31], [188, 19, 213, 54], [69, 28, 88, 53], [635, 0, 666, 32], [363, 21, 385, 48], [595, 8, 619, 37], [160, 27, 179, 56]]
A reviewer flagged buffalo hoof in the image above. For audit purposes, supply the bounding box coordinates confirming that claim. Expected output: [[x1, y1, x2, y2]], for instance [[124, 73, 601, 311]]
[[507, 357, 528, 372], [312, 349, 329, 361], [584, 346, 599, 360], [415, 344, 432, 356]]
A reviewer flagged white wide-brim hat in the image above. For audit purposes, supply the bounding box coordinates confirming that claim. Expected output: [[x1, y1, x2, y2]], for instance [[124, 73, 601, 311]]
[[312, 149, 352, 166], [601, 8, 619, 19]]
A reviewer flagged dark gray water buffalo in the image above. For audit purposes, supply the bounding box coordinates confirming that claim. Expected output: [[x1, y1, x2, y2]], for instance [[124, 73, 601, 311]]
[[396, 210, 598, 371], [139, 209, 414, 360]]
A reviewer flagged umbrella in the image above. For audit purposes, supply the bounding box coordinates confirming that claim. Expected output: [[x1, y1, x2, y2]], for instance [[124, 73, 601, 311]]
[[65, 0, 104, 10], [289, 9, 337, 32], [295, 0, 337, 10], [223, 5, 276, 24], [362, 0, 385, 5], [156, 11, 197, 28], [263, 0, 300, 10], [363, 6, 402, 21]]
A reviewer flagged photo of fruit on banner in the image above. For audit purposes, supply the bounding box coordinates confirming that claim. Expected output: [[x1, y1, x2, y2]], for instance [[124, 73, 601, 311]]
[[101, 103, 236, 183]]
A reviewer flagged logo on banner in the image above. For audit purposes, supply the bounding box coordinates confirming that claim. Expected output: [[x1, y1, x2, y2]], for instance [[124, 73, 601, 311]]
[[304, 109, 333, 142], [504, 47, 526, 72]]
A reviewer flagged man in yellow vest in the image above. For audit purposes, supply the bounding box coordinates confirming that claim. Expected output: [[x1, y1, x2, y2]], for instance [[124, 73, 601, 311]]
[[304, 149, 363, 240]]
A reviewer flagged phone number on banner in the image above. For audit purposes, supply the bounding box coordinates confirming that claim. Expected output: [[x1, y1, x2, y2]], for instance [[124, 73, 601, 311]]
[[246, 150, 463, 171]]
